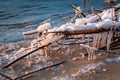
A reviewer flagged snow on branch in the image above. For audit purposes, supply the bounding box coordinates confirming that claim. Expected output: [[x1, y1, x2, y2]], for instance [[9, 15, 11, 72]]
[[48, 21, 120, 35]]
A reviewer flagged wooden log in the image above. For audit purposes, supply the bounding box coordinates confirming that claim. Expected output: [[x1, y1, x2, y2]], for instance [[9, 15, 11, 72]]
[[48, 21, 120, 35], [14, 61, 66, 80]]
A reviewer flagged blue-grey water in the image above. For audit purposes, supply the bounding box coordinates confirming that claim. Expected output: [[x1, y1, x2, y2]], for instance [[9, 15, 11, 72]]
[[0, 0, 117, 44]]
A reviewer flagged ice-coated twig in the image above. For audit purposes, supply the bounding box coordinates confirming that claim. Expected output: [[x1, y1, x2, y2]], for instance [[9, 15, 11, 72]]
[[23, 22, 51, 36]]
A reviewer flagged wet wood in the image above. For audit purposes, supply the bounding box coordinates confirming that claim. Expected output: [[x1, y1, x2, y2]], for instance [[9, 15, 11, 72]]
[[48, 21, 120, 35], [48, 29, 120, 35], [2, 43, 51, 69], [0, 72, 13, 80], [14, 61, 66, 80], [58, 41, 92, 45], [69, 3, 86, 17]]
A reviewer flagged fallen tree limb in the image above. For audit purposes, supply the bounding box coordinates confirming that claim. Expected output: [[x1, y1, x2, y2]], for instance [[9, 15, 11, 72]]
[[98, 50, 116, 53], [23, 30, 38, 35], [111, 46, 120, 50], [58, 40, 92, 45], [0, 72, 13, 80], [23, 22, 51, 36], [2, 35, 65, 69], [14, 61, 66, 80], [68, 3, 86, 17], [2, 43, 51, 69], [48, 21, 120, 35]]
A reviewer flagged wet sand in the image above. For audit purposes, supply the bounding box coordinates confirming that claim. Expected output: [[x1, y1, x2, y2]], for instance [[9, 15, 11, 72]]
[[0, 41, 120, 80]]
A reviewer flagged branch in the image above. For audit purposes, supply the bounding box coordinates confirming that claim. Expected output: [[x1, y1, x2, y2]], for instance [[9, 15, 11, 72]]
[[23, 30, 38, 35], [68, 3, 86, 17], [0, 72, 13, 80], [2, 43, 51, 69], [14, 61, 66, 80], [48, 21, 120, 35]]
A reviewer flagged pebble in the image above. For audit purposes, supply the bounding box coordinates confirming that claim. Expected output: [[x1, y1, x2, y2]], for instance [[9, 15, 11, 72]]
[[62, 70, 66, 73], [92, 70, 97, 74], [98, 53, 102, 56], [72, 57, 81, 61], [102, 69, 107, 72]]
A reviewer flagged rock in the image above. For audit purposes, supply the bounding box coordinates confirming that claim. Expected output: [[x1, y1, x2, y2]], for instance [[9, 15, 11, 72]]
[[102, 68, 107, 72], [92, 70, 97, 74], [72, 57, 81, 61], [62, 70, 66, 73], [98, 53, 102, 56]]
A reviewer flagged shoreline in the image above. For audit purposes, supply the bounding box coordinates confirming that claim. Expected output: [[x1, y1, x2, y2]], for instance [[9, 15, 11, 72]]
[[0, 41, 120, 80], [0, 2, 120, 80]]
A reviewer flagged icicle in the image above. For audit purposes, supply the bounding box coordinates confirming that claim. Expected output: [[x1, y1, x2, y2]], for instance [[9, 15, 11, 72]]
[[80, 44, 98, 60], [88, 33, 103, 60], [117, 14, 120, 22], [100, 32, 107, 47], [107, 24, 114, 51]]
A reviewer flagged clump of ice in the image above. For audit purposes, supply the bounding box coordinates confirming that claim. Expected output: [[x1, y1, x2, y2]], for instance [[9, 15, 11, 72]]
[[75, 18, 87, 25], [87, 15, 100, 23], [117, 14, 120, 22], [46, 33, 64, 44], [34, 65, 43, 69], [37, 22, 51, 33], [105, 56, 120, 62], [101, 9, 113, 21], [71, 62, 104, 77]]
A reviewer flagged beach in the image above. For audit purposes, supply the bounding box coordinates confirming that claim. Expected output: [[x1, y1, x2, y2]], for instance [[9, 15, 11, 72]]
[[0, 0, 120, 80]]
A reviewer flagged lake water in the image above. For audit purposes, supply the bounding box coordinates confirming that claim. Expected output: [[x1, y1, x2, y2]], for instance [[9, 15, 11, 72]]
[[0, 0, 116, 44]]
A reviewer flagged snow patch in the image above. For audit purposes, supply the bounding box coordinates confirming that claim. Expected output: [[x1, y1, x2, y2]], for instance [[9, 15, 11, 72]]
[[71, 62, 104, 77], [105, 56, 120, 62]]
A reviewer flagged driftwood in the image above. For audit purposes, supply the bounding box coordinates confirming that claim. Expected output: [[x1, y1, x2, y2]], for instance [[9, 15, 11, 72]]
[[48, 21, 120, 35], [69, 3, 86, 17], [2, 34, 65, 68], [2, 43, 51, 69], [0, 4, 120, 80], [23, 23, 51, 36], [58, 40, 92, 45], [0, 72, 13, 80], [14, 61, 65, 80]]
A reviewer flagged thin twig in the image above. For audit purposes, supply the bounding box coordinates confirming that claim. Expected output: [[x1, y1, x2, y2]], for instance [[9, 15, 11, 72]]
[[94, 14, 103, 21], [58, 41, 92, 45], [68, 3, 86, 17]]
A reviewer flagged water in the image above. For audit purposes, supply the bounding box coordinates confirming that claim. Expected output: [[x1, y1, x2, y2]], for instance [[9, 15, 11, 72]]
[[0, 0, 111, 44]]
